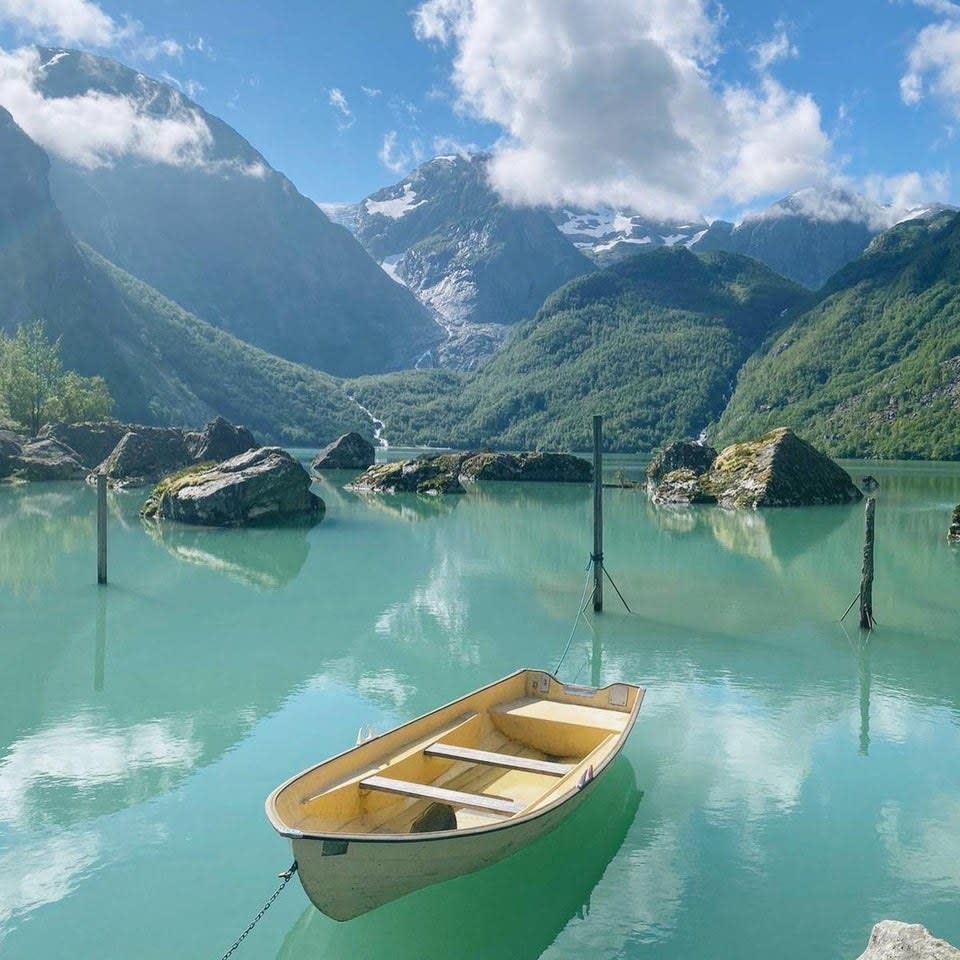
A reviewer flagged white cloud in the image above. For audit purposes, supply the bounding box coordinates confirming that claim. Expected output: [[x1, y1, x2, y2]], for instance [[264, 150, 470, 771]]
[[378, 129, 424, 175], [328, 87, 354, 129], [0, 0, 115, 45], [0, 47, 213, 168], [910, 0, 960, 16], [361, 84, 382, 98], [862, 168, 952, 212], [412, 0, 832, 218], [0, 0, 182, 61], [751, 22, 798, 71], [901, 20, 960, 114]]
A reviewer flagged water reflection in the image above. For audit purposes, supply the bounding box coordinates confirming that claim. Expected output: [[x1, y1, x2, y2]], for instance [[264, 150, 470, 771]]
[[144, 522, 310, 589], [276, 758, 640, 960], [0, 485, 91, 592], [0, 714, 200, 829]]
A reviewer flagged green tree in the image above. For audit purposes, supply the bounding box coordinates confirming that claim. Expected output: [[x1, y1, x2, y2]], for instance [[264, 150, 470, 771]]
[[0, 320, 113, 434]]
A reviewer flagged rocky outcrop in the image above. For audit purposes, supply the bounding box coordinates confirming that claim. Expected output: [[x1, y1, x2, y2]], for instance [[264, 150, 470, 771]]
[[94, 418, 258, 488], [855, 921, 960, 960], [646, 428, 862, 508], [185, 416, 256, 463], [38, 421, 128, 469], [459, 451, 591, 483], [349, 454, 470, 495], [0, 430, 25, 478], [949, 504, 960, 543], [349, 450, 592, 494], [704, 429, 863, 508], [646, 440, 718, 503], [3, 436, 86, 481], [142, 447, 324, 526], [312, 432, 376, 472], [96, 427, 193, 488]]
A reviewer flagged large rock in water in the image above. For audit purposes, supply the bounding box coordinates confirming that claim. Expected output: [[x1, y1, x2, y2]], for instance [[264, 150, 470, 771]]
[[312, 432, 375, 471], [703, 428, 863, 508], [349, 450, 592, 494], [96, 427, 193, 487], [949, 505, 960, 543], [646, 439, 718, 504], [6, 437, 87, 481], [854, 921, 960, 960], [459, 452, 591, 483], [185, 416, 256, 462], [141, 447, 324, 526], [38, 421, 128, 469], [0, 430, 26, 478], [349, 453, 470, 495]]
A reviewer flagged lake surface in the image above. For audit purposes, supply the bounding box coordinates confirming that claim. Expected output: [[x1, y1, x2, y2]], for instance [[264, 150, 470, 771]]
[[1, 457, 959, 960]]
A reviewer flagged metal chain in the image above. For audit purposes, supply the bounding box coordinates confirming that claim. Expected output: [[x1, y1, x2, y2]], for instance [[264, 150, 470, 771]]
[[217, 861, 298, 960]]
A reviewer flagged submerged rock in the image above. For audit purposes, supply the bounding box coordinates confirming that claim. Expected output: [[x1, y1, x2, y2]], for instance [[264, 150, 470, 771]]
[[38, 421, 128, 470], [141, 447, 324, 526], [185, 416, 256, 463], [349, 453, 469, 495], [460, 451, 591, 483], [949, 504, 960, 543], [349, 449, 592, 494], [649, 468, 716, 505], [703, 428, 863, 508], [312, 432, 375, 472], [855, 921, 960, 960]]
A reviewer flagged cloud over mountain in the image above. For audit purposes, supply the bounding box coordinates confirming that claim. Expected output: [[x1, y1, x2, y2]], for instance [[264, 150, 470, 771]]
[[413, 0, 832, 219]]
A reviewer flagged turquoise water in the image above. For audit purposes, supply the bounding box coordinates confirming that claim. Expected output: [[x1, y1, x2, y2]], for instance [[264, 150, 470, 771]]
[[1, 458, 959, 959]]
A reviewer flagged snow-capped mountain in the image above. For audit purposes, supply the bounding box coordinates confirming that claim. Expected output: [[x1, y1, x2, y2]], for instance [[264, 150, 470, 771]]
[[557, 187, 955, 289], [551, 208, 711, 263], [345, 154, 592, 369]]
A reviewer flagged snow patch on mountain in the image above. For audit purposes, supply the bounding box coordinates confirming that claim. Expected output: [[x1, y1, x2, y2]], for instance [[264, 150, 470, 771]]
[[365, 182, 426, 219]]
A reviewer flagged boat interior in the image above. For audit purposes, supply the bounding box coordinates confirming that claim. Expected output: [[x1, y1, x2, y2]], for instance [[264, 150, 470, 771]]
[[268, 671, 642, 837]]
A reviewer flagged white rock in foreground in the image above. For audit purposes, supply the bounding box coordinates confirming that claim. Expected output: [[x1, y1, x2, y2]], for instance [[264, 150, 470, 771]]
[[856, 921, 960, 960]]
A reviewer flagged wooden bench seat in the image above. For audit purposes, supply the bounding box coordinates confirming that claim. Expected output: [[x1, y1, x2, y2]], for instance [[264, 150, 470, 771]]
[[425, 742, 574, 776], [359, 775, 524, 816]]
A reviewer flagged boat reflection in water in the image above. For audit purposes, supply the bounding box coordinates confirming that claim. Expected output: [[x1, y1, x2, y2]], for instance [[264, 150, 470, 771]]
[[276, 756, 640, 960]]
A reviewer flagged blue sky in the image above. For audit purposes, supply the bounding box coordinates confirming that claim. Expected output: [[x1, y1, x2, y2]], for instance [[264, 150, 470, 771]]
[[0, 0, 958, 220]]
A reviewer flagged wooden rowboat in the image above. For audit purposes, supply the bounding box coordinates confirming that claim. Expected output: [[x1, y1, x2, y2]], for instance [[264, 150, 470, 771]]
[[265, 669, 644, 920]]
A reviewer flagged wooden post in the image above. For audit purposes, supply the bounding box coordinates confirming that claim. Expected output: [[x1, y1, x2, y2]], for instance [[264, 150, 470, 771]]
[[593, 415, 603, 613], [97, 474, 107, 585], [95, 589, 106, 691], [859, 497, 875, 629]]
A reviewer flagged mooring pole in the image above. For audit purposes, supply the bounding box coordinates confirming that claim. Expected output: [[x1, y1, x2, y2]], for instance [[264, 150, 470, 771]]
[[97, 474, 107, 585], [858, 497, 875, 630], [593, 415, 603, 613]]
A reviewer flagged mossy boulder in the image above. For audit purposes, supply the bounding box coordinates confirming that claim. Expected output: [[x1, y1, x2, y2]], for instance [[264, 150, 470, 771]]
[[646, 428, 861, 508], [949, 504, 960, 543], [96, 427, 194, 488], [349, 453, 470, 495], [142, 447, 324, 526], [312, 432, 376, 472], [703, 428, 862, 508], [459, 451, 591, 483]]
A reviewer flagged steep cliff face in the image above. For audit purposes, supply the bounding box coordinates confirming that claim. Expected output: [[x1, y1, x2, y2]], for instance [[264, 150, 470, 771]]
[[35, 47, 442, 376], [0, 108, 370, 443]]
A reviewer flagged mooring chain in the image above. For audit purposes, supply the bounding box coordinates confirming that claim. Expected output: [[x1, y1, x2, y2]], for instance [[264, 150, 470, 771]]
[[217, 861, 298, 960]]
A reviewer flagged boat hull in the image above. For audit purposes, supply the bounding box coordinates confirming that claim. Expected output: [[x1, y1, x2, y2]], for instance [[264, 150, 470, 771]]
[[292, 775, 596, 921]]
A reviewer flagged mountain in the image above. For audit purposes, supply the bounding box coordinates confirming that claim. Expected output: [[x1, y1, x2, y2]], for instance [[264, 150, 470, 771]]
[[691, 187, 956, 290], [0, 106, 371, 444], [551, 208, 711, 264], [716, 210, 960, 459], [32, 47, 441, 377], [348, 248, 810, 452], [349, 154, 593, 368]]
